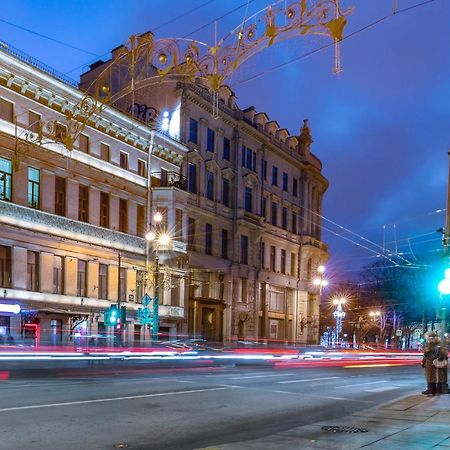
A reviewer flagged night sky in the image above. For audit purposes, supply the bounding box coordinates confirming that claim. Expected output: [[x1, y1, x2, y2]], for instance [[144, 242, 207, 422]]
[[1, 0, 448, 279]]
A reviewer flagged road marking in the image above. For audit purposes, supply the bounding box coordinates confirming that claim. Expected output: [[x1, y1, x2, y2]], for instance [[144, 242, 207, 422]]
[[338, 380, 388, 389], [366, 386, 399, 393], [231, 373, 295, 380], [278, 376, 341, 384], [273, 390, 292, 394], [0, 386, 239, 413]]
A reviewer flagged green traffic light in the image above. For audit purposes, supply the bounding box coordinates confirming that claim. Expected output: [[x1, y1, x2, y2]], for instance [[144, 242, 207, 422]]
[[438, 268, 450, 295]]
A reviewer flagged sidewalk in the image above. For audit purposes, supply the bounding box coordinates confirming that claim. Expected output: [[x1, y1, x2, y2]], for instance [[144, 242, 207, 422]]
[[196, 393, 450, 450]]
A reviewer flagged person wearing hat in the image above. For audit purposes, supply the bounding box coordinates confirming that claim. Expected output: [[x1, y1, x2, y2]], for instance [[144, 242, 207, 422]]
[[421, 331, 448, 395]]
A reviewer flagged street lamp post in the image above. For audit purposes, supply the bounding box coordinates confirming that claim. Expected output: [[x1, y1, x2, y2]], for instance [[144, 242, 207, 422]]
[[145, 212, 171, 343], [332, 298, 346, 347], [313, 265, 328, 345]]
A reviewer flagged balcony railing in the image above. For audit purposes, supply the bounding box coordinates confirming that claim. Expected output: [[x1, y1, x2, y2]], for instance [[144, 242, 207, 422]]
[[152, 172, 187, 191]]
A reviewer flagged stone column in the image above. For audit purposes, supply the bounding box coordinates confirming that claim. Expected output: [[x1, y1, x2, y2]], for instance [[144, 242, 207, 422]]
[[41, 170, 55, 214], [110, 194, 120, 231], [12, 163, 28, 207], [39, 252, 54, 294], [88, 187, 100, 226], [12, 247, 27, 290], [127, 200, 138, 236], [108, 266, 118, 302], [87, 261, 99, 299], [66, 178, 79, 220], [127, 269, 136, 303], [64, 257, 77, 296]]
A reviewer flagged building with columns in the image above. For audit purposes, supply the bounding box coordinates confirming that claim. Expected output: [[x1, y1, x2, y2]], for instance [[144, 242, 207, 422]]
[[0, 41, 189, 345], [0, 35, 328, 345], [80, 34, 329, 344]]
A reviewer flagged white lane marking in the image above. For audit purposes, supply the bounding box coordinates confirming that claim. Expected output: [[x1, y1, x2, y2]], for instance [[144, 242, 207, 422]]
[[218, 384, 244, 389], [278, 376, 341, 384], [273, 390, 292, 394], [0, 386, 238, 413], [231, 373, 296, 380], [174, 380, 198, 384], [338, 380, 389, 389], [366, 386, 399, 393]]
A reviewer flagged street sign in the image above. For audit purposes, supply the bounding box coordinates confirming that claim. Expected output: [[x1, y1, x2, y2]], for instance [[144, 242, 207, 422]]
[[414, 328, 422, 336], [396, 329, 402, 337], [128, 294, 134, 302], [141, 293, 151, 307]]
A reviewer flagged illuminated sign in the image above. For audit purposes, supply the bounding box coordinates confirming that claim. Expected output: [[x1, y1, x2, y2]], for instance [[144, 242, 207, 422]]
[[0, 304, 21, 314]]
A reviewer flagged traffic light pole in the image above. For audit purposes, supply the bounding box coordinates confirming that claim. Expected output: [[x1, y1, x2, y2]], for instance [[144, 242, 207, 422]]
[[441, 150, 450, 344], [152, 251, 159, 343]]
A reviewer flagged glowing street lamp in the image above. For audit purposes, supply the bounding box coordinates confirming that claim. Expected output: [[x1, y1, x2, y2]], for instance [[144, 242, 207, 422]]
[[332, 297, 346, 347]]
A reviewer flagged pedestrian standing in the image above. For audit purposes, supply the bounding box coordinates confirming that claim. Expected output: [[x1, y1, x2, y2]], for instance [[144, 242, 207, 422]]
[[421, 331, 448, 395]]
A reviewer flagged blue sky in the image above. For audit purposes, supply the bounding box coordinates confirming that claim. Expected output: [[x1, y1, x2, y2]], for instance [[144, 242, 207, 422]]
[[1, 0, 448, 278]]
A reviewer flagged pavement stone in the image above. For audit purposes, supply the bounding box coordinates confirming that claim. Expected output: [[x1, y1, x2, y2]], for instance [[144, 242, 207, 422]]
[[194, 393, 450, 450]]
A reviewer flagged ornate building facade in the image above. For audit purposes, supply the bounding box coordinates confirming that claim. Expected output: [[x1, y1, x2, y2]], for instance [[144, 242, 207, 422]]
[[80, 35, 329, 344], [0, 36, 328, 345], [0, 42, 188, 344]]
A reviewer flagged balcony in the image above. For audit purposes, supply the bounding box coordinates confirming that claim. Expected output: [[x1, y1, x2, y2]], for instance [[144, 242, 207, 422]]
[[0, 200, 145, 254], [152, 171, 187, 191]]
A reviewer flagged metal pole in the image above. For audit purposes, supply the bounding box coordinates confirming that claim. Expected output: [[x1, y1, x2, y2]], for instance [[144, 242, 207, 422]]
[[153, 251, 159, 343], [441, 150, 450, 344]]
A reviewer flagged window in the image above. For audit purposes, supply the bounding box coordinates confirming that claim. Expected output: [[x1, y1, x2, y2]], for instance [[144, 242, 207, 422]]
[[240, 235, 248, 265], [137, 159, 146, 177], [205, 223, 213, 255], [188, 163, 197, 194], [221, 229, 228, 259], [175, 208, 183, 239], [207, 128, 215, 152], [189, 118, 198, 144], [98, 264, 108, 299], [261, 159, 267, 180], [222, 178, 230, 207], [241, 278, 248, 303], [79, 186, 89, 222], [291, 252, 296, 277], [29, 111, 41, 133], [0, 157, 12, 201], [206, 171, 214, 201], [78, 134, 89, 153], [244, 187, 253, 213], [53, 256, 64, 294], [27, 167, 40, 209], [188, 218, 196, 251], [272, 166, 278, 186], [270, 246, 276, 272], [77, 260, 87, 297], [271, 202, 277, 226], [223, 137, 230, 161], [54, 177, 66, 216], [282, 172, 288, 191], [261, 196, 267, 219], [0, 245, 11, 288], [100, 192, 109, 228], [0, 98, 13, 122], [137, 204, 146, 237], [119, 152, 129, 170], [282, 207, 287, 230], [100, 143, 110, 162], [293, 178, 298, 197], [281, 249, 286, 274], [292, 211, 297, 234], [119, 268, 126, 302], [260, 241, 265, 268], [119, 199, 128, 233], [27, 251, 39, 291], [242, 146, 256, 171]]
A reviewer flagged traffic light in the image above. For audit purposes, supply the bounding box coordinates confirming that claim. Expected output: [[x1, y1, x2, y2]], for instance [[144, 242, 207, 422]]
[[438, 268, 450, 295], [117, 306, 126, 329], [105, 305, 119, 326]]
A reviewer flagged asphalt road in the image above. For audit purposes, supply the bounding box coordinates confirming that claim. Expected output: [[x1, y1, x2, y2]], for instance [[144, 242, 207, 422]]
[[0, 363, 425, 450]]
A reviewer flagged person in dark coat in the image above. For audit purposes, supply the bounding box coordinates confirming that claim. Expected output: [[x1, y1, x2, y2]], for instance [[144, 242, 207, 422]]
[[422, 331, 448, 395]]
